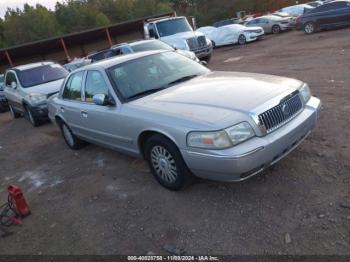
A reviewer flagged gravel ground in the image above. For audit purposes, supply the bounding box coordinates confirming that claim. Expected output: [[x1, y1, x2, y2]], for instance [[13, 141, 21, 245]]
[[0, 28, 349, 255]]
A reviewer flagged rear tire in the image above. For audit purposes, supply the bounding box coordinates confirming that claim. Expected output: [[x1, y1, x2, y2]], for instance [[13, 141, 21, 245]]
[[24, 105, 40, 127], [238, 34, 246, 45], [145, 134, 194, 191], [60, 122, 86, 150], [272, 25, 281, 34], [304, 22, 316, 34], [9, 104, 20, 119]]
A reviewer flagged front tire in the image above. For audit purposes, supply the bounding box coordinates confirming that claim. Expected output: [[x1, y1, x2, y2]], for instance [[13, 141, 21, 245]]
[[272, 25, 281, 34], [145, 134, 194, 191], [60, 122, 86, 150], [25, 105, 40, 127], [238, 34, 246, 45], [202, 54, 212, 63], [304, 22, 316, 34]]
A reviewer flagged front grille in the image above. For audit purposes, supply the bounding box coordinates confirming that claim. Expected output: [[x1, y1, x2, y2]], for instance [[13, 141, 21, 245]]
[[198, 36, 206, 47], [258, 91, 303, 133], [186, 37, 197, 50]]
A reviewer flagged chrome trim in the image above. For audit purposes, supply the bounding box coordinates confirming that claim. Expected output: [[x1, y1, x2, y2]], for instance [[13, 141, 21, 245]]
[[186, 146, 265, 160], [254, 91, 304, 135]]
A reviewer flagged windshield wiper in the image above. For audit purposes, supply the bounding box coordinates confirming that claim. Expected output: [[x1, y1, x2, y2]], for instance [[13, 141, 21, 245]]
[[167, 74, 199, 86], [127, 87, 166, 100]]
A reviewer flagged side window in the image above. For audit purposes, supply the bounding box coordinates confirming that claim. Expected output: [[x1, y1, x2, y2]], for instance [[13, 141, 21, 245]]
[[62, 71, 84, 101], [84, 71, 109, 103], [5, 72, 17, 87]]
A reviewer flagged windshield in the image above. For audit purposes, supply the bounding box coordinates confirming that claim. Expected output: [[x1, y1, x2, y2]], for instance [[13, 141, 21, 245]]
[[108, 52, 209, 101], [131, 41, 174, 52], [156, 18, 193, 37], [18, 64, 68, 88]]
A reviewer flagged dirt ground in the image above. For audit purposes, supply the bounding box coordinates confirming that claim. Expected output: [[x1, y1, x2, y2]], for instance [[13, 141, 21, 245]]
[[0, 28, 349, 255]]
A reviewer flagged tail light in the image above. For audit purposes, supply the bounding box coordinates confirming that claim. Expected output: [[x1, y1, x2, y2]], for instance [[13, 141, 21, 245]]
[[296, 16, 302, 24]]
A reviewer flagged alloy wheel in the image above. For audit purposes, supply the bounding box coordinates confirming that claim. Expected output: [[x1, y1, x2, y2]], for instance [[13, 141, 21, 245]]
[[150, 145, 178, 183], [305, 23, 314, 34], [238, 35, 246, 45]]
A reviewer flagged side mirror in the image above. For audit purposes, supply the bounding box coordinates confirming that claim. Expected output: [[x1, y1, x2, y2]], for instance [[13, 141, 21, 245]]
[[149, 28, 155, 38], [11, 81, 17, 89], [92, 94, 116, 106], [93, 94, 108, 106]]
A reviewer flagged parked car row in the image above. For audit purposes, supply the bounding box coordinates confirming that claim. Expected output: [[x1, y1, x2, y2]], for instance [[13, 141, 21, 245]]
[[296, 0, 350, 34], [1, 48, 321, 190], [0, 74, 9, 112]]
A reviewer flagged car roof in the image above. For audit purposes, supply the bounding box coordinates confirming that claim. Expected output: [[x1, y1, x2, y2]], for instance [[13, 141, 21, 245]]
[[112, 39, 159, 49], [77, 50, 166, 71], [151, 16, 185, 24], [10, 61, 56, 71]]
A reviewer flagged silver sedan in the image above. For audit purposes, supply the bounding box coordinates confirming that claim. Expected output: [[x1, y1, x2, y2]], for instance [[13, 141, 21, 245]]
[[48, 50, 321, 190], [245, 15, 295, 34]]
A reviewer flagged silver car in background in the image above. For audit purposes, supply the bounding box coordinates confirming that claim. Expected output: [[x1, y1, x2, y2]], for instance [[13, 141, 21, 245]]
[[4, 62, 68, 126], [48, 51, 321, 190], [245, 15, 295, 34]]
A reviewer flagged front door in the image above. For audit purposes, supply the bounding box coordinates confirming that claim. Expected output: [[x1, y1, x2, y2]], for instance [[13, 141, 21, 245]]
[[4, 71, 23, 112], [79, 70, 132, 151]]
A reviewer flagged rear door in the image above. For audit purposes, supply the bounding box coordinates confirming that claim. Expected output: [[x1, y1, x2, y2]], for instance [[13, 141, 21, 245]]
[[59, 70, 86, 136], [316, 2, 348, 26], [4, 71, 23, 112]]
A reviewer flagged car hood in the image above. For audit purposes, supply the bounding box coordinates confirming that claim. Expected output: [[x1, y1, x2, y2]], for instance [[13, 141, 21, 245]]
[[24, 79, 64, 95], [161, 31, 205, 42], [130, 71, 303, 128]]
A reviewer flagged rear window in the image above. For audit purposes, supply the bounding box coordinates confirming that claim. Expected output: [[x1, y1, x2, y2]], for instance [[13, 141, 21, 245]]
[[17, 64, 68, 88]]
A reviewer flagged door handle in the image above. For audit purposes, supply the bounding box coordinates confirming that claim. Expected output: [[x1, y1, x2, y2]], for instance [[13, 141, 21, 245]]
[[81, 110, 88, 118]]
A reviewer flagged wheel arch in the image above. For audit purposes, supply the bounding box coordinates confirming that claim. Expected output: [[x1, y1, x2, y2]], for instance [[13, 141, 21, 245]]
[[138, 129, 180, 159]]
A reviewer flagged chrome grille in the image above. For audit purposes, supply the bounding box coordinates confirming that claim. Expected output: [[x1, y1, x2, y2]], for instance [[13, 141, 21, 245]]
[[186, 37, 197, 50], [198, 36, 206, 47], [258, 91, 303, 133]]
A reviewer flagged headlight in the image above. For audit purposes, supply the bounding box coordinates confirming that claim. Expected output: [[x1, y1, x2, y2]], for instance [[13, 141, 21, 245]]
[[28, 93, 47, 104], [225, 122, 255, 146], [299, 84, 311, 103], [205, 37, 212, 47], [187, 122, 255, 149]]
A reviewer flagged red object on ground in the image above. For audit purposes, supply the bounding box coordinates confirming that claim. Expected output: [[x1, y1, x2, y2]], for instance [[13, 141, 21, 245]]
[[7, 185, 30, 217]]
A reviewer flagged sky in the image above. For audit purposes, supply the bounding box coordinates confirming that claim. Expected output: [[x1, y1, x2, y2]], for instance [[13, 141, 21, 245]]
[[0, 0, 61, 17]]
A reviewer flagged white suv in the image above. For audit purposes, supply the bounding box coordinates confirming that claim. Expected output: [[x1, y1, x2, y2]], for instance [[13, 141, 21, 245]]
[[4, 62, 68, 126]]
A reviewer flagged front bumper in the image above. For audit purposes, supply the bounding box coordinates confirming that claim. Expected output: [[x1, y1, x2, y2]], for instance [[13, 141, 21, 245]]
[[181, 96, 321, 182], [194, 46, 213, 59], [246, 32, 265, 42], [28, 103, 49, 119], [280, 24, 295, 31]]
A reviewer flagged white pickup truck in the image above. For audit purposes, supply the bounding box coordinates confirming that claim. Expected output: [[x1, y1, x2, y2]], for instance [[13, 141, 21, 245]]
[[144, 16, 213, 62]]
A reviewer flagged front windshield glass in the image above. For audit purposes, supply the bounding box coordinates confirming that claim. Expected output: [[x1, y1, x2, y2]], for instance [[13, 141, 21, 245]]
[[156, 18, 192, 37], [131, 41, 173, 52], [18, 64, 69, 88], [108, 52, 209, 101]]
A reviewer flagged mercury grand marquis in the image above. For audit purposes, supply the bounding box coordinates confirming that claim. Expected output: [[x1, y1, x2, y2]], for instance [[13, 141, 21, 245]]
[[48, 50, 321, 190]]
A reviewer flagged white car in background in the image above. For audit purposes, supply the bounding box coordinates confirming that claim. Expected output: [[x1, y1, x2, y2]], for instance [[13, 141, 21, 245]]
[[197, 24, 264, 47]]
